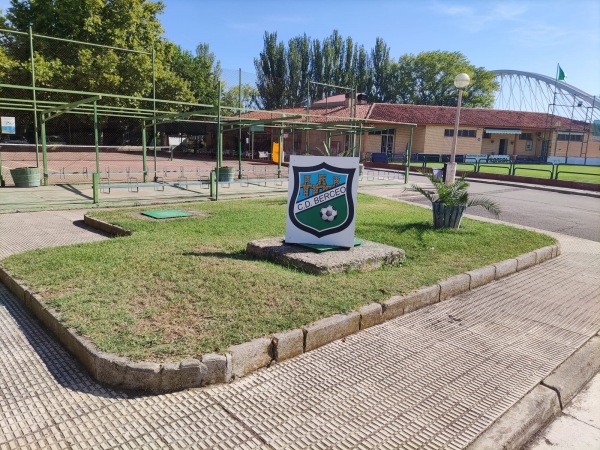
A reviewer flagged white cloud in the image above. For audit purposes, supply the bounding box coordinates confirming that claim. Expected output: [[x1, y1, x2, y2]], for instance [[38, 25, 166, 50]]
[[431, 1, 528, 32]]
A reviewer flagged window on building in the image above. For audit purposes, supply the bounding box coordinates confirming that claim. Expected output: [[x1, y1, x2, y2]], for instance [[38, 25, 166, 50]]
[[557, 133, 583, 142], [519, 133, 532, 141], [444, 129, 476, 138], [369, 128, 395, 151], [381, 134, 394, 152], [368, 128, 396, 135], [483, 132, 491, 139]]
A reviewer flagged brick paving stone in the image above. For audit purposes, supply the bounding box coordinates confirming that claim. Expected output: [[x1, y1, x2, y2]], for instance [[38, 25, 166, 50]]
[[0, 210, 599, 448]]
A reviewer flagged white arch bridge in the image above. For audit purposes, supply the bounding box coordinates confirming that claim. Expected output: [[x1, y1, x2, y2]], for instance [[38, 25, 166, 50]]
[[491, 69, 598, 124]]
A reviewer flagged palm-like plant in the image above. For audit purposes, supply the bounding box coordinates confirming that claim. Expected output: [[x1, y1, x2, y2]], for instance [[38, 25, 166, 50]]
[[412, 173, 501, 228]]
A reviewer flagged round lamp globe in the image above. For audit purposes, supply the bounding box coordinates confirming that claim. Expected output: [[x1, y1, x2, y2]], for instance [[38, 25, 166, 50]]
[[454, 73, 470, 89]]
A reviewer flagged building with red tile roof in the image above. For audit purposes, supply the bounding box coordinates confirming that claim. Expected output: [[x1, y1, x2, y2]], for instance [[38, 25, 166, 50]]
[[233, 95, 598, 163]]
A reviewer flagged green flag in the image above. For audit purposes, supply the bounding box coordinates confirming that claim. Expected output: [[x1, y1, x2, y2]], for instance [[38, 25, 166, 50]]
[[557, 65, 566, 81]]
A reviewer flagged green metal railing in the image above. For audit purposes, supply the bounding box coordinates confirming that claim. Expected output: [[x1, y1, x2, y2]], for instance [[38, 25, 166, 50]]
[[554, 164, 600, 181]]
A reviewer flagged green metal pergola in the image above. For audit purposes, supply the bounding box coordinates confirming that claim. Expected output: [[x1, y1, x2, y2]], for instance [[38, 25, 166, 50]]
[[0, 27, 417, 198]]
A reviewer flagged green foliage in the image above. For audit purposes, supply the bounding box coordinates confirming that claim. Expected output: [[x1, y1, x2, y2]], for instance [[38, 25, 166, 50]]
[[221, 83, 259, 111], [169, 42, 221, 105], [370, 37, 394, 102], [253, 32, 498, 109], [254, 31, 287, 109], [395, 51, 498, 107], [0, 0, 224, 142], [411, 173, 501, 218], [1, 0, 209, 105]]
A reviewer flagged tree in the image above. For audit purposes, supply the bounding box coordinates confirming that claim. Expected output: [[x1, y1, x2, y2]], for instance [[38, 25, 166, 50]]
[[286, 34, 310, 107], [352, 44, 371, 96], [394, 51, 497, 107], [0, 0, 225, 143], [221, 83, 259, 111], [370, 37, 394, 103], [170, 42, 221, 105], [254, 31, 287, 109]]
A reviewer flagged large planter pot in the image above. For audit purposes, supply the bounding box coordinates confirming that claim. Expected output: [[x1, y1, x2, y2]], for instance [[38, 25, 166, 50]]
[[10, 167, 41, 187], [218, 166, 235, 182], [432, 202, 466, 229]]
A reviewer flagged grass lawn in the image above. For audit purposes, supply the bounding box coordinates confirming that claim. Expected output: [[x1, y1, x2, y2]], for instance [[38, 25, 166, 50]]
[[3, 194, 555, 361], [421, 163, 600, 184]]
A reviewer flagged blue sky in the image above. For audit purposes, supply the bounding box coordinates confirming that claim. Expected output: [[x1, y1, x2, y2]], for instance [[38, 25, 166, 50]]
[[158, 0, 599, 95], [0, 0, 598, 95]]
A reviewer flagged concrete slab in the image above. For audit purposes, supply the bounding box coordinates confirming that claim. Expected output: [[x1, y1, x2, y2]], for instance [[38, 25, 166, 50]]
[[246, 237, 405, 275], [524, 414, 600, 449], [563, 373, 600, 428], [543, 336, 600, 406]]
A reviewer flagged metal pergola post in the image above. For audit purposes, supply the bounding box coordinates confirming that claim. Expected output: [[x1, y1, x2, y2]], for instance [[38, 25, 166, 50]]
[[238, 68, 243, 179], [216, 81, 222, 200], [278, 128, 283, 178], [40, 121, 47, 185], [152, 47, 158, 181], [358, 123, 363, 159], [29, 26, 40, 168], [141, 120, 148, 182], [93, 100, 100, 175]]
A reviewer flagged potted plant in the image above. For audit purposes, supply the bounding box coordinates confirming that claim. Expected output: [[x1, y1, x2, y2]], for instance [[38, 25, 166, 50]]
[[411, 173, 501, 229]]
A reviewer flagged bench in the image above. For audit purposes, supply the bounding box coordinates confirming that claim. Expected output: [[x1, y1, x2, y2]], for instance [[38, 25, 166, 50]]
[[486, 155, 511, 163]]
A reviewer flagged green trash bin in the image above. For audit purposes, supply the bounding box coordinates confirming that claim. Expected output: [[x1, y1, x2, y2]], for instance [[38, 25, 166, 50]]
[[10, 167, 41, 187]]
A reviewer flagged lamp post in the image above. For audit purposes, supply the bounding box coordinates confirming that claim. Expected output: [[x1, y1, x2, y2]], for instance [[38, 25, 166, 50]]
[[446, 73, 470, 184]]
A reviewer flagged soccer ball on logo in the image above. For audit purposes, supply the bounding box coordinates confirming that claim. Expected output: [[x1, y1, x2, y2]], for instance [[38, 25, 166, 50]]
[[320, 205, 338, 222]]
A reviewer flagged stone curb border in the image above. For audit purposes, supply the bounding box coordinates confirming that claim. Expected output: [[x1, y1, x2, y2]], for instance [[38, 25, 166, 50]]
[[0, 215, 561, 393], [83, 214, 131, 237], [468, 335, 600, 449]]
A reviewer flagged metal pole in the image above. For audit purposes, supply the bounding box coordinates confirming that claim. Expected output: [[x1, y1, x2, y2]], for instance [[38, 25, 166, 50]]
[[141, 120, 147, 182], [0, 150, 3, 186], [93, 101, 100, 175], [305, 79, 310, 155], [278, 128, 283, 178], [447, 88, 464, 184], [41, 119, 48, 185], [217, 81, 222, 168], [92, 172, 99, 204], [565, 95, 576, 164], [152, 47, 158, 181], [358, 123, 363, 157], [216, 81, 222, 200], [405, 127, 413, 184], [29, 26, 40, 167], [238, 68, 242, 179]]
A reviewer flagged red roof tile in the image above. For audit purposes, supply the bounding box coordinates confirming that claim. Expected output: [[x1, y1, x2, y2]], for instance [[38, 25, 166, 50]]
[[240, 103, 586, 132], [367, 104, 586, 131]]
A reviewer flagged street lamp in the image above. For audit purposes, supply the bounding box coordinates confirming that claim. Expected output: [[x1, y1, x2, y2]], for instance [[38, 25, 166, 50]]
[[446, 73, 470, 184]]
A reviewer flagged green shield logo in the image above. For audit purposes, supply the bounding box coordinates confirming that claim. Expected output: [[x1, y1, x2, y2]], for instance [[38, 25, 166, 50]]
[[289, 162, 356, 238]]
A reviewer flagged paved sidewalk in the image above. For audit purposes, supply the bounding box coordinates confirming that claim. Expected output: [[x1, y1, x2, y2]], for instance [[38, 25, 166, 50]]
[[1, 211, 599, 449], [0, 210, 109, 260]]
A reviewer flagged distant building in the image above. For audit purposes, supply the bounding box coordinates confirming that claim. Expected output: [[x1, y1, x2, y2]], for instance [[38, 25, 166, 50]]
[[242, 94, 599, 164]]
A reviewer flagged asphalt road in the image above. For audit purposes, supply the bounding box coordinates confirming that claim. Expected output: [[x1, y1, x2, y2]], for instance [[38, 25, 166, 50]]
[[403, 175, 600, 242]]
